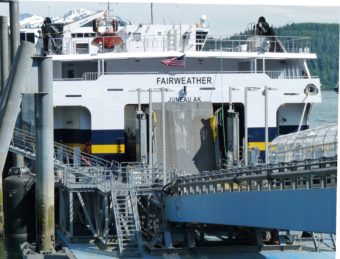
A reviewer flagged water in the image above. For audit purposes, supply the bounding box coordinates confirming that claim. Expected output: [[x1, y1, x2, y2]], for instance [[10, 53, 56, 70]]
[[309, 90, 338, 127], [0, 238, 22, 259], [0, 91, 337, 258]]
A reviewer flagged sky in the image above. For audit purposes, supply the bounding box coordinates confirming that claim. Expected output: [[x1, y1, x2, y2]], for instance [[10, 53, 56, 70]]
[[0, 1, 339, 35]]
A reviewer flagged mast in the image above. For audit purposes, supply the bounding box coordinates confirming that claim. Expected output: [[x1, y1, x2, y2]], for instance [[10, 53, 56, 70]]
[[151, 3, 154, 24], [100, 2, 111, 27], [106, 2, 110, 27]]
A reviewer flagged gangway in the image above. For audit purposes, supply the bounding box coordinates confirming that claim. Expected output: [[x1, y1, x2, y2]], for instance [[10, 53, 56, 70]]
[[165, 157, 337, 233]]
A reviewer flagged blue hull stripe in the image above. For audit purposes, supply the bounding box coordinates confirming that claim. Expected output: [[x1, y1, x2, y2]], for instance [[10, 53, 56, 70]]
[[55, 126, 307, 145], [278, 125, 308, 135], [248, 127, 277, 142], [91, 130, 125, 144], [54, 129, 91, 143], [248, 125, 309, 142], [54, 129, 125, 145]]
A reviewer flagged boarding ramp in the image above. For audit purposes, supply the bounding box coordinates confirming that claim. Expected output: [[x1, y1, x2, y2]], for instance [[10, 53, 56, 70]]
[[153, 102, 216, 175], [165, 157, 336, 233], [165, 125, 337, 234], [269, 124, 337, 163]]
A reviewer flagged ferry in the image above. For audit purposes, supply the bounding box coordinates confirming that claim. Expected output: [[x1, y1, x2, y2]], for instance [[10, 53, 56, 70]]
[[20, 12, 321, 167]]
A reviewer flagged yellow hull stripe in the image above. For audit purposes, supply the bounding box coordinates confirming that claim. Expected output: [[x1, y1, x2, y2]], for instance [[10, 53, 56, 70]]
[[91, 144, 125, 154], [248, 142, 270, 151], [61, 143, 125, 154], [62, 143, 85, 149]]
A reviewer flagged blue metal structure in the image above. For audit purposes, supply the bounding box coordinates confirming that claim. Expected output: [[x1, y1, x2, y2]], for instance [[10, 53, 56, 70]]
[[164, 157, 336, 234], [165, 188, 336, 233]]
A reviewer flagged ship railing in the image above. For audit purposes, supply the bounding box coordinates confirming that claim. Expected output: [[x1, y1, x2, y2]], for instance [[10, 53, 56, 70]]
[[39, 34, 180, 55], [58, 154, 118, 189], [265, 71, 319, 79], [53, 77, 84, 81], [203, 35, 312, 54], [116, 162, 179, 191], [11, 128, 118, 183], [62, 166, 104, 188], [38, 34, 312, 55], [170, 157, 337, 196], [81, 70, 319, 81], [82, 72, 99, 81]]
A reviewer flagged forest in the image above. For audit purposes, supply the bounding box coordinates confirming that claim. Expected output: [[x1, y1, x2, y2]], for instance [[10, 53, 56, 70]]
[[204, 23, 338, 89], [275, 23, 339, 89]]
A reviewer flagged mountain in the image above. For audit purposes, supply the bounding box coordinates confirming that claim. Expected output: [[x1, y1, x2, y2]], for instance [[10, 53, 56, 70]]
[[19, 8, 93, 28], [52, 8, 93, 24], [20, 13, 44, 28]]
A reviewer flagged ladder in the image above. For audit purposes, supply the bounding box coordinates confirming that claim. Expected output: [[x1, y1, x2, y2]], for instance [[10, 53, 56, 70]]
[[167, 29, 177, 51], [111, 184, 143, 256]]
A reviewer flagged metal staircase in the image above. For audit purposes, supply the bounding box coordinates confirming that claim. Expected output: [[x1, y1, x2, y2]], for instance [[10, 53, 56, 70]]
[[111, 184, 143, 256], [9, 128, 143, 255], [9, 128, 115, 178]]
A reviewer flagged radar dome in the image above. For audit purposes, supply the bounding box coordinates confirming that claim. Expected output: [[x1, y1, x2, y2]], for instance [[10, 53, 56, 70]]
[[200, 14, 207, 22]]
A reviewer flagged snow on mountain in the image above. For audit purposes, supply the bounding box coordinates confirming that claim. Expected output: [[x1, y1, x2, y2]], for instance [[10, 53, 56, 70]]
[[19, 8, 93, 29], [20, 13, 44, 28], [52, 8, 93, 24]]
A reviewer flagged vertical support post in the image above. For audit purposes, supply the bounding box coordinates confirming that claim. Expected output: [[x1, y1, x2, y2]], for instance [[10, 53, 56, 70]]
[[254, 58, 257, 73], [0, 16, 9, 95], [9, 1, 20, 62], [228, 86, 233, 112], [10, 1, 25, 167], [103, 194, 109, 244], [0, 42, 35, 236], [262, 58, 265, 74], [97, 59, 101, 76], [161, 87, 166, 185], [244, 88, 248, 166], [264, 85, 268, 164], [59, 187, 63, 232], [69, 191, 73, 237], [227, 87, 240, 165], [101, 59, 105, 75], [35, 56, 55, 252], [264, 86, 276, 163], [135, 88, 147, 163], [137, 88, 141, 113], [243, 87, 260, 166], [148, 88, 153, 167]]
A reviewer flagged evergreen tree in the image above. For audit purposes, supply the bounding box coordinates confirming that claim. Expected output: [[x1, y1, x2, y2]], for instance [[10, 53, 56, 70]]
[[204, 23, 339, 89], [275, 23, 339, 89]]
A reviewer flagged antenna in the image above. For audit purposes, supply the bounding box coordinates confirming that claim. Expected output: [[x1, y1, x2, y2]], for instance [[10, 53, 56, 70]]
[[151, 3, 154, 24], [48, 1, 51, 18], [100, 2, 113, 27], [106, 2, 110, 27]]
